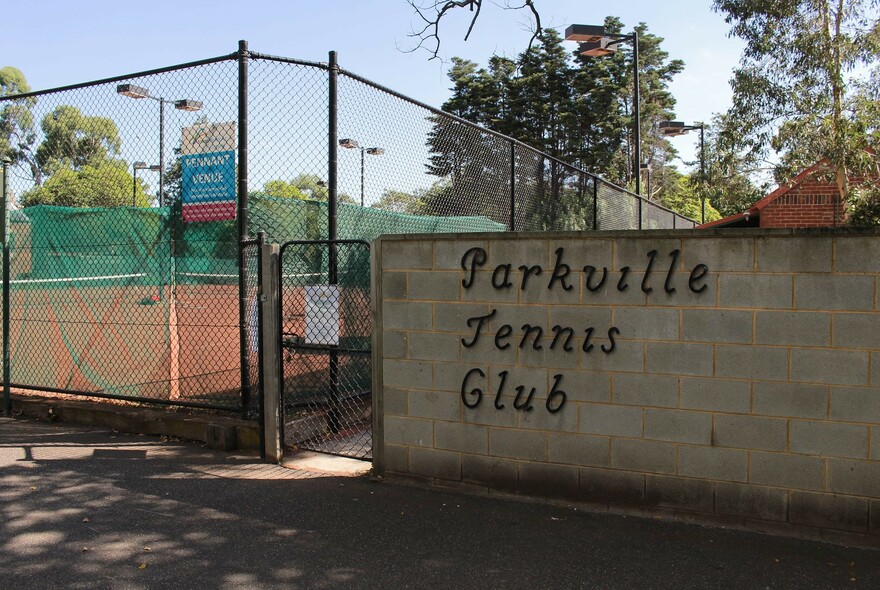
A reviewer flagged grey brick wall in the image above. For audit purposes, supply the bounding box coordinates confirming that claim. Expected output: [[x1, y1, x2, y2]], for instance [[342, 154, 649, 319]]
[[373, 228, 880, 538]]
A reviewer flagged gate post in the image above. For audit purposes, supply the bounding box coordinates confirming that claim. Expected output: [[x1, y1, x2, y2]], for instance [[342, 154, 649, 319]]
[[260, 241, 282, 463]]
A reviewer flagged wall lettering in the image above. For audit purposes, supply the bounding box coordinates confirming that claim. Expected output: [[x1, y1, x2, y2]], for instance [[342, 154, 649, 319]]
[[457, 246, 709, 414]]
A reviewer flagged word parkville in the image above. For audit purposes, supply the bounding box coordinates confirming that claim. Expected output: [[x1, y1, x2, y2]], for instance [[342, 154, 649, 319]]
[[456, 246, 710, 414]]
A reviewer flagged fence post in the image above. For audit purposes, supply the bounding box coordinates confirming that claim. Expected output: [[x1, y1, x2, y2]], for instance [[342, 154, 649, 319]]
[[328, 51, 339, 260], [638, 197, 643, 230], [327, 51, 341, 434], [237, 40, 252, 415], [509, 141, 516, 231], [260, 239, 282, 463], [1, 159, 9, 416], [593, 177, 599, 231]]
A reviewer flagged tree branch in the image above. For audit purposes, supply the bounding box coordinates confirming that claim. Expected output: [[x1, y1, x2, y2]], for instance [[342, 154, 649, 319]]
[[405, 0, 543, 60]]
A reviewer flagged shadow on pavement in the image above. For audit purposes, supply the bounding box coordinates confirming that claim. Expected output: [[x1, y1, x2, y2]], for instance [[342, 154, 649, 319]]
[[1, 417, 878, 589]]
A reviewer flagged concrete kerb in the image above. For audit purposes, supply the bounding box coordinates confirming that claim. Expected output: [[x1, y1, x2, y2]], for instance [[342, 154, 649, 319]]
[[9, 394, 260, 452]]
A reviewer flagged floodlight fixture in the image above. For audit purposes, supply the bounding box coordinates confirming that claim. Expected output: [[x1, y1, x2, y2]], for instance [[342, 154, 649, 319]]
[[658, 120, 691, 136], [577, 41, 618, 57], [174, 99, 203, 112], [116, 84, 150, 99], [564, 24, 606, 43], [339, 138, 360, 149], [565, 23, 642, 196], [117, 84, 204, 206]]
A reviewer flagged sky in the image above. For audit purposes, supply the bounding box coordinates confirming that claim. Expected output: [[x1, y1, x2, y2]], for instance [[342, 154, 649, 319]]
[[1, 0, 745, 173]]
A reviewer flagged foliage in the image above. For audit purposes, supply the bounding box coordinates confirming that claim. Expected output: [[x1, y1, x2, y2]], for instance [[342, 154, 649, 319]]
[[428, 18, 693, 219], [35, 105, 121, 176], [0, 66, 40, 184], [713, 0, 880, 206], [660, 173, 721, 223], [261, 174, 355, 204], [20, 160, 150, 208], [371, 189, 428, 214], [846, 182, 880, 226]]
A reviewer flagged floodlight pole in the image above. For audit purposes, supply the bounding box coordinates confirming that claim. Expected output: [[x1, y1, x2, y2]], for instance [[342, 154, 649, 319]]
[[700, 124, 705, 224], [116, 85, 203, 207], [564, 25, 641, 196], [632, 32, 641, 197], [659, 120, 706, 222], [339, 139, 385, 207]]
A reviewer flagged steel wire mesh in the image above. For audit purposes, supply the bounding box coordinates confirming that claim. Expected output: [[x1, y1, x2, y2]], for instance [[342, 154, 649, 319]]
[[279, 241, 372, 459], [0, 48, 697, 419], [1, 58, 243, 410]]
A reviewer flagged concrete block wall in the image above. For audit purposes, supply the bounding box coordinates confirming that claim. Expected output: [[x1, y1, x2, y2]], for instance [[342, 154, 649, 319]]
[[372, 228, 880, 538]]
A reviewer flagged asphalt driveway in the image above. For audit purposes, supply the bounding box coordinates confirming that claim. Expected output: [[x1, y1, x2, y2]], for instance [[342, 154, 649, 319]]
[[1, 417, 878, 589]]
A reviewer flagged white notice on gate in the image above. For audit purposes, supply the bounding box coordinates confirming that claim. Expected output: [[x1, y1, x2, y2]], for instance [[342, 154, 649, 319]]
[[305, 285, 340, 345]]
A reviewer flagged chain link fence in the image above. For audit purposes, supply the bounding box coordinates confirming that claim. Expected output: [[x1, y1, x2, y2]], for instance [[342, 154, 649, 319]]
[[278, 240, 372, 459], [0, 44, 695, 417]]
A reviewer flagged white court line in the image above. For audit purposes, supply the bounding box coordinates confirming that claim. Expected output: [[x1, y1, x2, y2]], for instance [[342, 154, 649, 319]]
[[11, 273, 147, 285]]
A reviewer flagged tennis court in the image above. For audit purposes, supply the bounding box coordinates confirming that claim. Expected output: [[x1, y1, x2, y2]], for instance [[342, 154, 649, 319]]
[[8, 273, 244, 408]]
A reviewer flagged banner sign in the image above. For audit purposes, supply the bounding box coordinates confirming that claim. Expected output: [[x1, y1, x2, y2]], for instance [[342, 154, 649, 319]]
[[181, 121, 237, 222], [181, 121, 236, 155], [181, 150, 236, 222]]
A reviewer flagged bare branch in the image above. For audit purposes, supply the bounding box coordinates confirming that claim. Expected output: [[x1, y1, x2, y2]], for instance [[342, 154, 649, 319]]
[[404, 0, 543, 60], [504, 0, 543, 51]]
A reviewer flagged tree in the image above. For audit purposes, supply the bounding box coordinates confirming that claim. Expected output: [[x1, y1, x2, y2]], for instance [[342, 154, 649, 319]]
[[427, 18, 691, 222], [35, 105, 121, 176], [371, 189, 428, 214], [659, 173, 722, 223], [20, 160, 149, 208], [0, 67, 40, 184], [701, 114, 768, 218], [261, 174, 356, 204], [713, 0, 880, 208]]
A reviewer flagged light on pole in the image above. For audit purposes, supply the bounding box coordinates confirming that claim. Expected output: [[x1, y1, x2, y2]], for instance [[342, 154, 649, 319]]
[[339, 138, 385, 206], [117, 84, 203, 207], [132, 161, 160, 206], [565, 24, 642, 196], [659, 120, 706, 223]]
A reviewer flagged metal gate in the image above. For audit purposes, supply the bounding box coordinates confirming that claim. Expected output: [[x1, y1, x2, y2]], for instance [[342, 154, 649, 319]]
[[278, 240, 372, 460]]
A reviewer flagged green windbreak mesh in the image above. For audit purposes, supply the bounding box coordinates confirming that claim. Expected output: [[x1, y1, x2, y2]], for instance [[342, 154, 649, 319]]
[[5, 195, 500, 405], [26, 206, 171, 283], [246, 193, 505, 243], [9, 206, 175, 400], [246, 194, 505, 288]]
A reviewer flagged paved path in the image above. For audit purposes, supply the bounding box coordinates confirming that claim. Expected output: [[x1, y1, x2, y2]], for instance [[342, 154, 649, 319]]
[[1, 417, 878, 589]]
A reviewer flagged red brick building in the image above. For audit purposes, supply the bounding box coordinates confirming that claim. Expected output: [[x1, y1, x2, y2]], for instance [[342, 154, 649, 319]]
[[700, 160, 847, 229]]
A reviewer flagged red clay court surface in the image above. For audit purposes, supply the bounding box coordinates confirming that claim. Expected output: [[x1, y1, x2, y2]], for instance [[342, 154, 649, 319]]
[[7, 282, 370, 410]]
